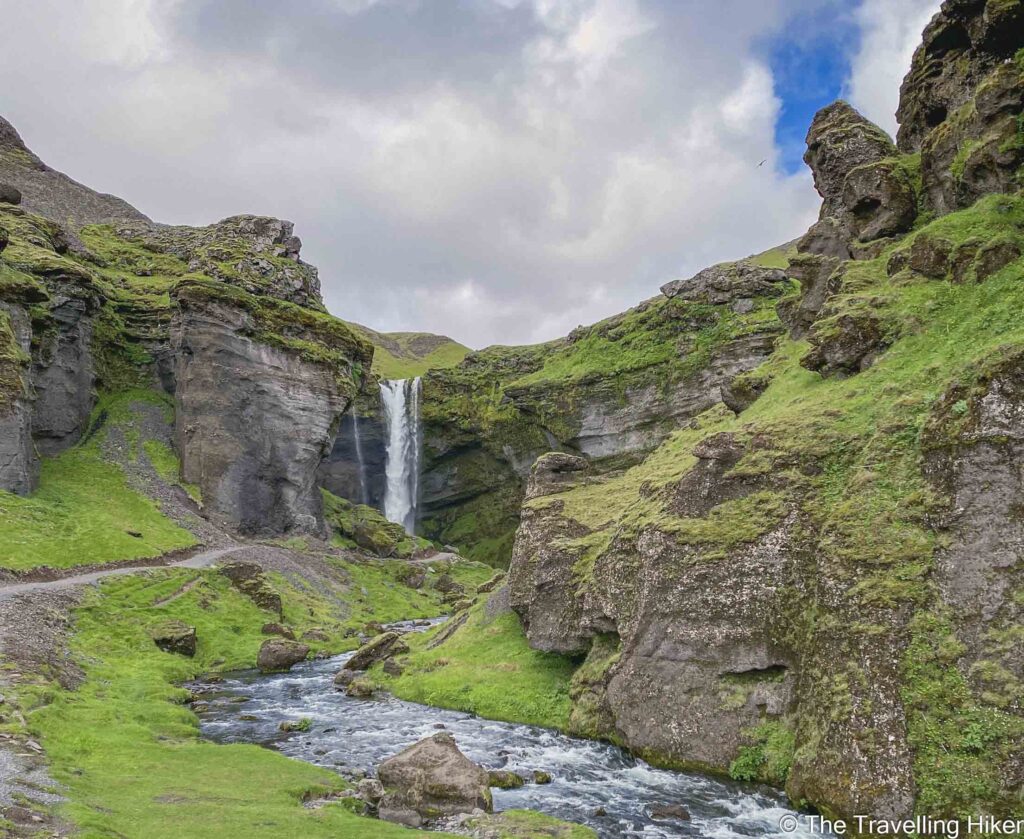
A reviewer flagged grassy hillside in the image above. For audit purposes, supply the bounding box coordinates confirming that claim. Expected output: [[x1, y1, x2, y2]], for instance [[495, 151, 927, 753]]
[[16, 554, 492, 838], [346, 322, 469, 379]]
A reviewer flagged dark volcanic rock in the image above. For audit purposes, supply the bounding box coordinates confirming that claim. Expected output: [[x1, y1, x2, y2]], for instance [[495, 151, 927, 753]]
[[896, 0, 1024, 152], [0, 183, 22, 205], [800, 101, 913, 249], [342, 631, 409, 672], [377, 732, 492, 827], [171, 285, 370, 535], [150, 620, 197, 657], [256, 638, 309, 672]]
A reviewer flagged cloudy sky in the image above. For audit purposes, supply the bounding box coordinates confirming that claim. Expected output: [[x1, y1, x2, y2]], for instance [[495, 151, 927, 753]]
[[0, 0, 939, 348]]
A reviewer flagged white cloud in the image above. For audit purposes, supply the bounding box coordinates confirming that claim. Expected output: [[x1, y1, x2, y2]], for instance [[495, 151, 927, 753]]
[[0, 1, 923, 348], [845, 0, 941, 136]]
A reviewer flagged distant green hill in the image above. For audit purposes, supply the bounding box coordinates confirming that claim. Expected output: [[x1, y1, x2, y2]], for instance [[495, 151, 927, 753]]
[[346, 323, 470, 379]]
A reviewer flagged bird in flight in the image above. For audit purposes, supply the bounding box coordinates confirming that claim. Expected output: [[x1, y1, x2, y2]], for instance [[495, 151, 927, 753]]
[[758, 159, 767, 167]]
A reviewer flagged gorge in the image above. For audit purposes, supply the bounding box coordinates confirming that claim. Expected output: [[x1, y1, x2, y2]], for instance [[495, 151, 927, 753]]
[[1, 1, 1023, 837]]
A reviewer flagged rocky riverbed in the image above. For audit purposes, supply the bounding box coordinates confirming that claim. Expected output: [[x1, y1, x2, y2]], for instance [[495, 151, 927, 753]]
[[191, 624, 820, 839]]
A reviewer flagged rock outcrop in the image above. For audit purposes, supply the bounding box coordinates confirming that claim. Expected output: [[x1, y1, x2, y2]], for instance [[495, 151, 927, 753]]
[[0, 115, 149, 229], [376, 732, 492, 827], [0, 205, 102, 492], [0, 115, 373, 537], [171, 278, 370, 534], [898, 0, 1024, 214]]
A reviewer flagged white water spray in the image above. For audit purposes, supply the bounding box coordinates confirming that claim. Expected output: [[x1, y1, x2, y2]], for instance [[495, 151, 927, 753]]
[[380, 378, 422, 534], [350, 412, 369, 505]]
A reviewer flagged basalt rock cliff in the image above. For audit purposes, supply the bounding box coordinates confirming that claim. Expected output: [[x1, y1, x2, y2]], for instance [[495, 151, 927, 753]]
[[504, 0, 1024, 824], [0, 122, 370, 534]]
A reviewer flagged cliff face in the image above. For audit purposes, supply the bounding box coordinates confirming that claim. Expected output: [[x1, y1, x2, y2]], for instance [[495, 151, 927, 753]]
[[506, 0, 1024, 822], [171, 280, 370, 534], [0, 126, 371, 535], [411, 266, 788, 565]]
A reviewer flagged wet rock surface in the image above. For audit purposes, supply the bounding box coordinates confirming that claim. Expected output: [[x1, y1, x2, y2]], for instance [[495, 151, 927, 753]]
[[376, 731, 492, 827]]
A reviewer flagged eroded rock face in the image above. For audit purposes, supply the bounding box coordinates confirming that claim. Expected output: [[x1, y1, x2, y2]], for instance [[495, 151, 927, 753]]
[[507, 431, 920, 821], [171, 293, 366, 535], [0, 303, 36, 494], [30, 296, 96, 456], [923, 352, 1024, 713], [801, 102, 915, 252], [897, 0, 1024, 152], [377, 732, 492, 828]]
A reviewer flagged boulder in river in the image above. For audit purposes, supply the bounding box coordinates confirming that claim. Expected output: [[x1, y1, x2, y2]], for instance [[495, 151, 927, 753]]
[[256, 638, 309, 672], [487, 769, 525, 789], [650, 803, 691, 821], [377, 731, 492, 827], [342, 631, 408, 672]]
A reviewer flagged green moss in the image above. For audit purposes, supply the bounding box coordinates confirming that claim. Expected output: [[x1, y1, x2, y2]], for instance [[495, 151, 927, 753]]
[[465, 810, 597, 839], [0, 306, 29, 412], [902, 611, 1023, 818], [322, 490, 433, 558], [728, 721, 795, 785], [373, 600, 575, 730]]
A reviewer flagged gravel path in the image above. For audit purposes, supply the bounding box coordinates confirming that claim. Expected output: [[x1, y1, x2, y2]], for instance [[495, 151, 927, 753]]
[[0, 545, 245, 601]]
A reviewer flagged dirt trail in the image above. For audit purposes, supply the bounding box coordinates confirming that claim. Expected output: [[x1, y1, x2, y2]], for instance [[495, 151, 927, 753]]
[[0, 546, 246, 601]]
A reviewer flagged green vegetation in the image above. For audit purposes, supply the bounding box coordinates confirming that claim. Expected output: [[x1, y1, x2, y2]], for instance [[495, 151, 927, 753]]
[[322, 490, 432, 557], [901, 611, 1023, 818], [729, 721, 796, 786], [465, 810, 597, 839], [372, 600, 576, 730], [0, 392, 196, 570], [520, 193, 1024, 810], [24, 570, 419, 839], [345, 323, 470, 379]]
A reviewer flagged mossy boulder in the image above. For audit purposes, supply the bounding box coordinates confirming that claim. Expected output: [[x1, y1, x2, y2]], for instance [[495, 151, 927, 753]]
[[321, 490, 430, 557], [149, 620, 196, 657]]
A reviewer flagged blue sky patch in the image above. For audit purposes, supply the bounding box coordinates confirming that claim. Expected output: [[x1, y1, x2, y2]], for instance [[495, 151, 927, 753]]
[[762, 4, 862, 175]]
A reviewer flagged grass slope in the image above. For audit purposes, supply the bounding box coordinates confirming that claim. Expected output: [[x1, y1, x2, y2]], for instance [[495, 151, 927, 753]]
[[23, 569, 416, 839], [0, 392, 196, 571], [373, 600, 576, 730], [346, 323, 470, 379]]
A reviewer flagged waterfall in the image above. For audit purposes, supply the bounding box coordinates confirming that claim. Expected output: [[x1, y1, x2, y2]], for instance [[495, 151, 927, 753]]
[[351, 412, 369, 505], [380, 377, 422, 534]]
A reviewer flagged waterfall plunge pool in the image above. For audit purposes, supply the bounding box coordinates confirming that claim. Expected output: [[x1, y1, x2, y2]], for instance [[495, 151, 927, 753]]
[[192, 624, 824, 839]]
